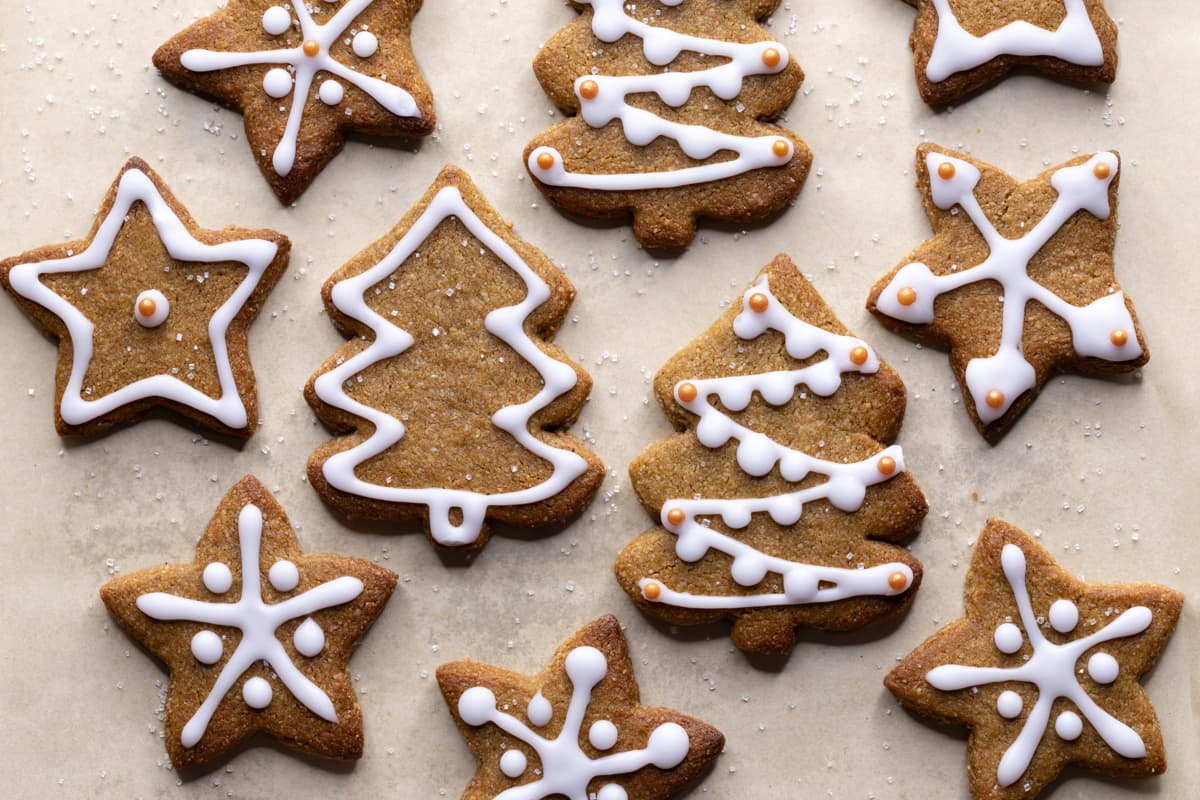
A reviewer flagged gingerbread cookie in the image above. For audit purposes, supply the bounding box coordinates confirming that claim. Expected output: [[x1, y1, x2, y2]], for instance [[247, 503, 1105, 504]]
[[0, 157, 289, 439], [524, 0, 812, 249], [437, 615, 723, 799], [614, 255, 927, 655], [902, 0, 1119, 105], [867, 144, 1147, 442], [100, 476, 398, 768], [885, 520, 1182, 799], [305, 165, 604, 551], [154, 0, 435, 204]]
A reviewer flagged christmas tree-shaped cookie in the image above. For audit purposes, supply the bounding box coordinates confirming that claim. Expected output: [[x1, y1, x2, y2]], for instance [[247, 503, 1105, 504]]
[[305, 166, 604, 552], [524, 0, 812, 249], [615, 256, 927, 654]]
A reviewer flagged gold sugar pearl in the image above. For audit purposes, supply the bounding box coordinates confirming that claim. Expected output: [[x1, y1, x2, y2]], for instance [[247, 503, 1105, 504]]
[[897, 287, 917, 306], [986, 390, 1005, 409], [748, 292, 770, 313], [938, 161, 956, 180], [877, 456, 896, 476], [761, 48, 781, 68], [772, 139, 790, 158], [666, 508, 686, 526], [137, 297, 158, 318], [850, 346, 869, 366], [535, 151, 555, 170], [578, 79, 599, 100], [888, 572, 908, 591], [1094, 162, 1111, 180], [643, 581, 662, 600], [302, 40, 320, 57], [676, 382, 698, 403], [1110, 328, 1128, 346]]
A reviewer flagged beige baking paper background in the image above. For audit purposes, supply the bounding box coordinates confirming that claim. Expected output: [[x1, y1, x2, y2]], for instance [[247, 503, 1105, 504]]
[[1, 0, 1198, 797]]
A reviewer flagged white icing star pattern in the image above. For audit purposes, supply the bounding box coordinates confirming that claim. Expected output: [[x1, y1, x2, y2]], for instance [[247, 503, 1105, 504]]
[[136, 502, 364, 748], [875, 151, 1141, 425], [637, 277, 913, 610], [456, 645, 691, 800], [925, 543, 1151, 788], [180, 0, 420, 176]]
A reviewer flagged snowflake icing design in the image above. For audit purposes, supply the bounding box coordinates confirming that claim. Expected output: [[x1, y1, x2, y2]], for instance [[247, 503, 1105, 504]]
[[136, 502, 364, 747], [180, 0, 420, 176], [925, 543, 1151, 787], [875, 151, 1141, 425], [456, 645, 691, 800]]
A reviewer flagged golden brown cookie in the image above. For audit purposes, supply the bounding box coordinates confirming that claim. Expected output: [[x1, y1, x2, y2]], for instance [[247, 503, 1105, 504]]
[[902, 0, 1119, 105], [437, 614, 723, 800], [304, 165, 604, 552], [614, 255, 927, 655], [867, 144, 1147, 442], [0, 157, 289, 439], [524, 0, 812, 249], [884, 520, 1183, 799], [154, 0, 435, 204], [100, 475, 398, 769]]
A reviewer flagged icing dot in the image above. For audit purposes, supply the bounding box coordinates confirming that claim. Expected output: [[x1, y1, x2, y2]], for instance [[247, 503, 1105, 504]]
[[1093, 162, 1111, 180], [665, 508, 686, 526], [579, 79, 599, 100], [1055, 710, 1083, 741], [536, 151, 555, 170], [747, 292, 769, 313], [589, 719, 619, 750], [351, 30, 378, 58], [888, 571, 908, 591], [597, 786, 628, 800], [771, 139, 790, 158], [876, 455, 896, 475], [261, 6, 291, 36], [269, 559, 300, 592], [134, 289, 169, 327], [293, 617, 326, 657], [993, 622, 1023, 654], [782, 569, 818, 602], [303, 39, 320, 57], [761, 48, 781, 68], [1110, 328, 1128, 347], [1087, 652, 1119, 684], [203, 562, 233, 594], [937, 161, 956, 180], [242, 676, 273, 709], [527, 691, 553, 727], [675, 383, 698, 403], [646, 723, 690, 768], [1048, 599, 1079, 633], [850, 346, 869, 366], [985, 389, 1005, 409], [190, 630, 223, 665], [263, 67, 293, 98], [897, 286, 917, 306], [458, 686, 497, 726], [499, 748, 527, 778], [319, 79, 344, 106], [643, 581, 662, 600], [996, 690, 1023, 719]]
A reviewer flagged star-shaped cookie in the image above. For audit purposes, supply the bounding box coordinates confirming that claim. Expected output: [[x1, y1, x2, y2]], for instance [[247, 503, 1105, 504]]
[[154, 0, 435, 204], [437, 615, 723, 800], [867, 144, 1147, 441], [0, 157, 289, 439], [885, 520, 1182, 799], [902, 0, 1119, 104], [100, 475, 398, 769]]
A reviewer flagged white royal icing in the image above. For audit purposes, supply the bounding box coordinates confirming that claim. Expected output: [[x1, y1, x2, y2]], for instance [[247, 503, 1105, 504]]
[[925, 0, 1105, 83], [636, 276, 914, 610], [180, 0, 421, 177], [925, 543, 1151, 787], [457, 645, 690, 800], [6, 167, 279, 431], [311, 184, 589, 547], [528, 0, 794, 191], [136, 502, 364, 748], [875, 151, 1139, 425]]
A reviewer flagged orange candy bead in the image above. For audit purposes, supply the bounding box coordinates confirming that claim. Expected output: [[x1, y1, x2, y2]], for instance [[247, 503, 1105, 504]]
[[850, 346, 869, 366], [1094, 163, 1111, 180], [643, 581, 662, 600], [748, 292, 769, 313], [137, 297, 157, 318], [877, 456, 896, 476], [937, 162, 956, 180], [536, 151, 555, 170], [578, 79, 599, 100], [986, 390, 1005, 409], [888, 572, 908, 591], [666, 508, 686, 526], [897, 287, 917, 306], [772, 139, 790, 158], [302, 40, 320, 57], [676, 382, 698, 403], [761, 48, 781, 68], [1110, 328, 1128, 346]]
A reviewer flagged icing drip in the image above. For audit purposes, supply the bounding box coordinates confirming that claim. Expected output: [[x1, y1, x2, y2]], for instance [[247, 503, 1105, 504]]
[[311, 186, 588, 546], [926, 0, 1105, 83], [875, 151, 1140, 424], [6, 167, 279, 430], [529, 0, 793, 191], [456, 645, 690, 800], [637, 277, 914, 610], [180, 0, 420, 176], [925, 543, 1150, 787], [136, 503, 364, 748]]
